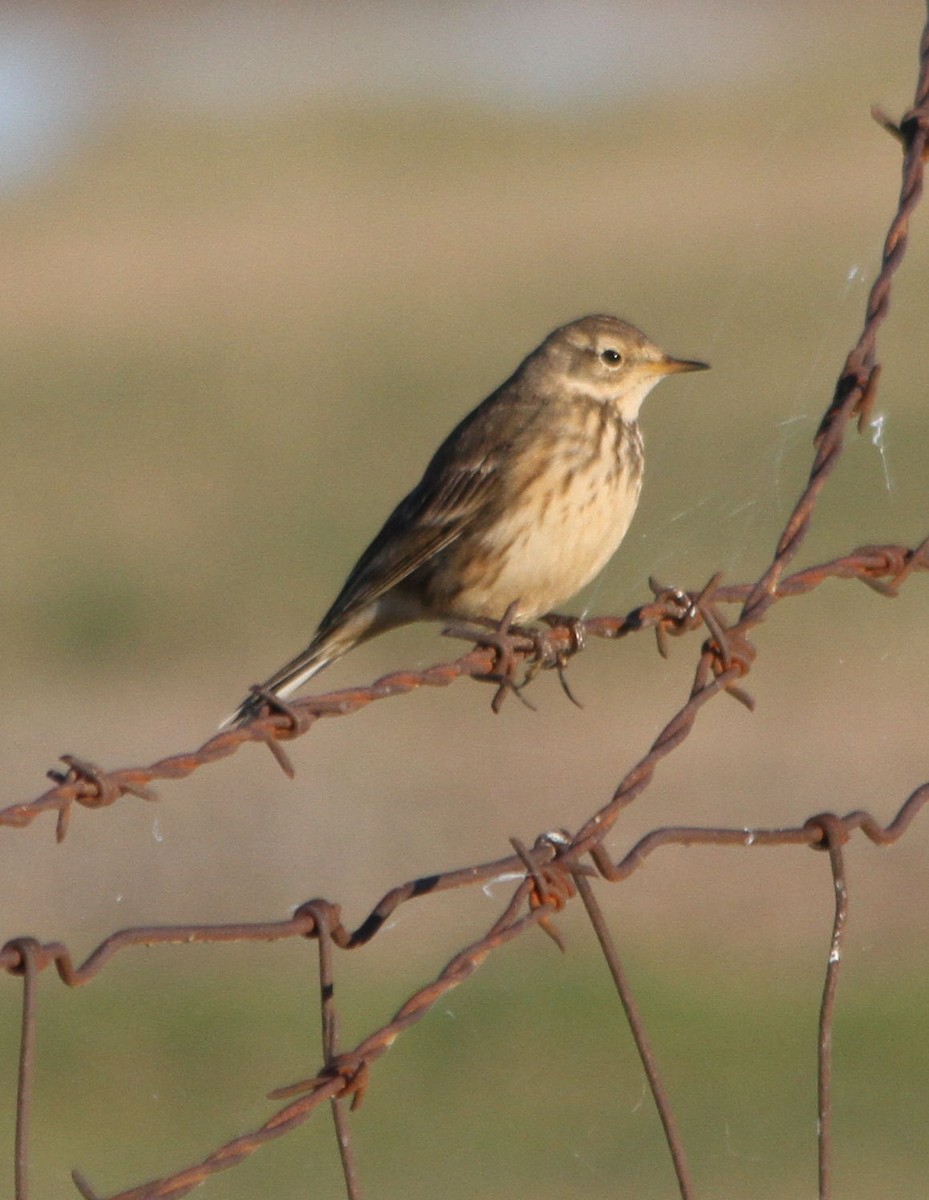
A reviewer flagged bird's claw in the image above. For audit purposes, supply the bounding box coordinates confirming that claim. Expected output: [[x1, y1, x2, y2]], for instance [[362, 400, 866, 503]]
[[446, 602, 538, 712], [444, 605, 587, 712]]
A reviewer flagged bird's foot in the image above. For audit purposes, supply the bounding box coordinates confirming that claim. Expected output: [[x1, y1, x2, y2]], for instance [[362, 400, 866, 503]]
[[444, 604, 587, 712], [444, 602, 542, 711]]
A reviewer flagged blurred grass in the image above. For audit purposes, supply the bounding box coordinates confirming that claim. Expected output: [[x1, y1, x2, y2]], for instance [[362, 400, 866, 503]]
[[1, 4, 928, 1198]]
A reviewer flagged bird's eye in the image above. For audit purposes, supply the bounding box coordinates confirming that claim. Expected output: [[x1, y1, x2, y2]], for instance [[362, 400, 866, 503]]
[[600, 348, 622, 364]]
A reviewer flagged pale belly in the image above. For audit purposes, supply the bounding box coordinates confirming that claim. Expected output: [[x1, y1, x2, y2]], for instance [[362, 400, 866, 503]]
[[445, 454, 642, 622]]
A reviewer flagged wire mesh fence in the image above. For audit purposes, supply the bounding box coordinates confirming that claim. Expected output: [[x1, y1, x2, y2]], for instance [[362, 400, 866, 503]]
[[3, 9, 929, 1200]]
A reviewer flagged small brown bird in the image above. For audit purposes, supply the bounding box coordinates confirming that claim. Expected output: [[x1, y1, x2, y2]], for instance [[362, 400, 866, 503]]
[[226, 315, 707, 725]]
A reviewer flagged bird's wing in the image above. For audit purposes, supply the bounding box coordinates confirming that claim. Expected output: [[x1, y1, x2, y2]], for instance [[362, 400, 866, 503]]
[[313, 447, 499, 637]]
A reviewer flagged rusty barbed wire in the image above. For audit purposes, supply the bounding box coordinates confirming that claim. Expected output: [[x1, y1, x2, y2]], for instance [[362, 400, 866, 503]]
[[1, 539, 925, 842], [4, 793, 927, 1200], [2, 8, 929, 1200]]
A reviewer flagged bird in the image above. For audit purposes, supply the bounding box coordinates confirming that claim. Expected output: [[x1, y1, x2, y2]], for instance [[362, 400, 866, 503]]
[[225, 314, 708, 726]]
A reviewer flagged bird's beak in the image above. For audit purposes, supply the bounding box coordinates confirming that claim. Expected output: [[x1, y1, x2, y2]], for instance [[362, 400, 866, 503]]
[[652, 355, 710, 375]]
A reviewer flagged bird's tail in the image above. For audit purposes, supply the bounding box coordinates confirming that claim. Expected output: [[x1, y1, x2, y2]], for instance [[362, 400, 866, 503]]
[[220, 644, 330, 729], [220, 627, 354, 729], [219, 605, 386, 729]]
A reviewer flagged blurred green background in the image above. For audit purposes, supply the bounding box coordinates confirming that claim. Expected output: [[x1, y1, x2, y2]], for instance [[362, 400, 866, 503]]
[[1, 2, 928, 1197]]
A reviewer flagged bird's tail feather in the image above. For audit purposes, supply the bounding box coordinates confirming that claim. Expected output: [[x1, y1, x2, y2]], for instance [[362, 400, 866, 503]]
[[220, 635, 340, 729], [219, 601, 392, 729]]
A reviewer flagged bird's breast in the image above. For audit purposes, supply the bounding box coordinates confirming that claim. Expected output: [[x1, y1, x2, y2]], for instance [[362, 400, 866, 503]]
[[434, 409, 644, 622]]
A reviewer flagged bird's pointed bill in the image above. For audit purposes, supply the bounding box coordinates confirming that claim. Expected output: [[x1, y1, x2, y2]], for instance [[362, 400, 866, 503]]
[[652, 356, 710, 375]]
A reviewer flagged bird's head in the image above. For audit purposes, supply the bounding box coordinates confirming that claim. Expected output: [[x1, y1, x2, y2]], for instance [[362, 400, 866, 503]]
[[534, 314, 709, 421]]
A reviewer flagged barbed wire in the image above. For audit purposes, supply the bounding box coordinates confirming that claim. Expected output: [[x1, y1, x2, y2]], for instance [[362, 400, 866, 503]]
[[1, 538, 924, 842], [3, 8, 929, 1200]]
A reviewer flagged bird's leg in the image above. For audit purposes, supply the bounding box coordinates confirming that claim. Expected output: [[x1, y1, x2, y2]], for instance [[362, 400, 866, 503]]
[[445, 606, 591, 712], [443, 601, 539, 712]]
